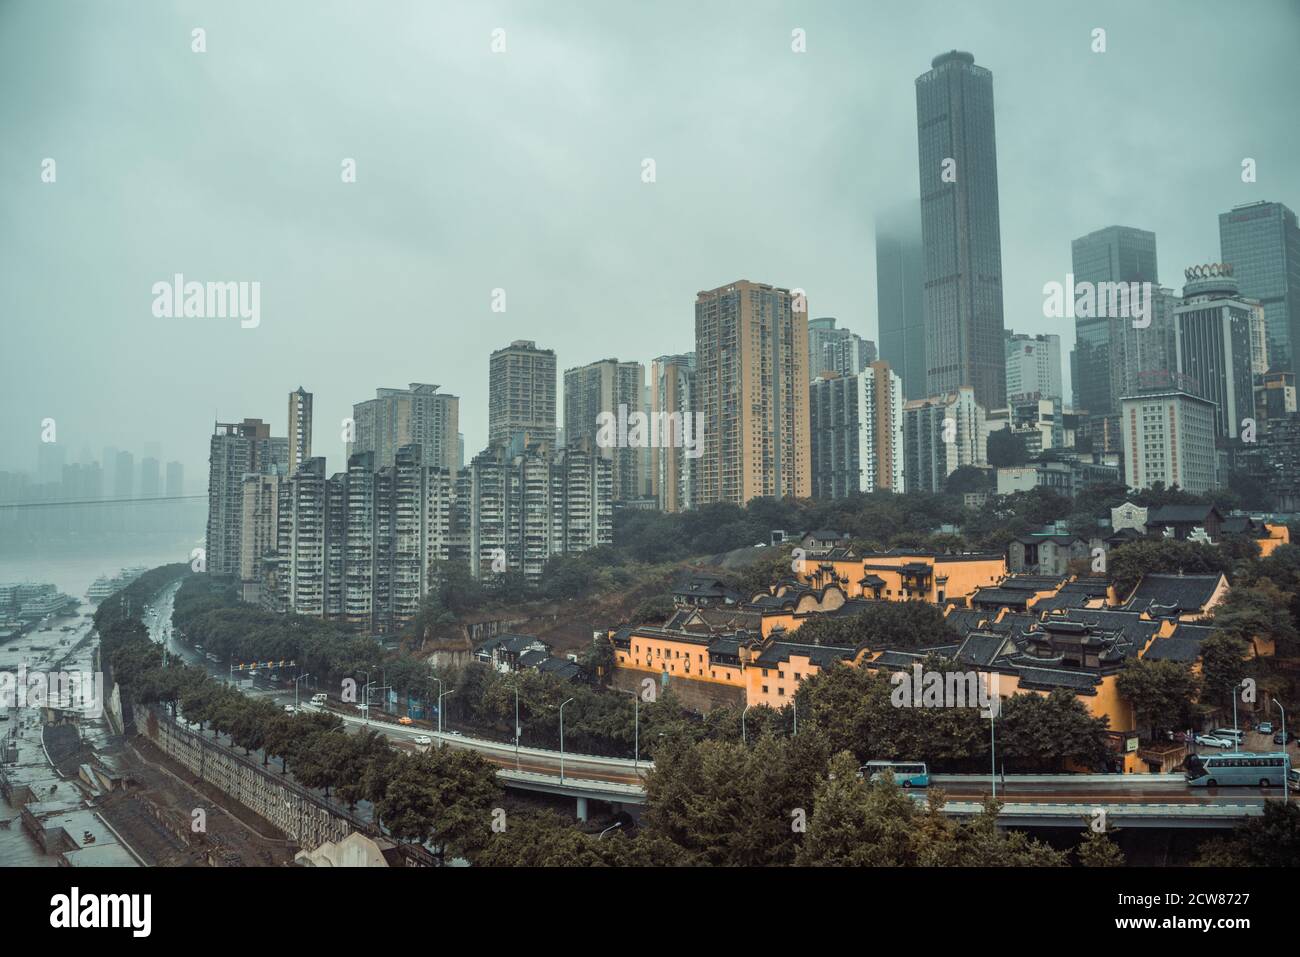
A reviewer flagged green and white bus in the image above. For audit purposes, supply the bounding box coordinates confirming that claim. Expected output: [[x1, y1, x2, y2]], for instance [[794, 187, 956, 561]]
[[1186, 751, 1290, 788]]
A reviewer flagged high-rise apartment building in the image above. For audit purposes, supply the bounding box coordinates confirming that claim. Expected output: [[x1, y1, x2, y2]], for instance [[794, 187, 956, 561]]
[[809, 362, 905, 498], [351, 383, 459, 472], [1004, 333, 1063, 403], [165, 461, 184, 498], [694, 280, 810, 505], [459, 443, 611, 582], [272, 446, 453, 633], [809, 317, 876, 378], [563, 358, 645, 501], [288, 387, 313, 472], [915, 51, 1007, 410], [902, 387, 986, 492], [1174, 264, 1257, 440], [1119, 391, 1218, 494], [206, 419, 289, 575], [139, 457, 161, 498], [649, 353, 696, 512], [239, 472, 281, 594], [1219, 200, 1300, 375], [489, 340, 557, 449], [876, 199, 927, 401]]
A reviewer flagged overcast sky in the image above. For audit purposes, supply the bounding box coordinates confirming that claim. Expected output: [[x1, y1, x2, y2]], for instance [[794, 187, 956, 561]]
[[3, 0, 1298, 487]]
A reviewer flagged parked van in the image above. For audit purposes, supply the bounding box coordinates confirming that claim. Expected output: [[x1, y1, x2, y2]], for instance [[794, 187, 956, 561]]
[[310, 693, 328, 707], [1212, 728, 1245, 743]]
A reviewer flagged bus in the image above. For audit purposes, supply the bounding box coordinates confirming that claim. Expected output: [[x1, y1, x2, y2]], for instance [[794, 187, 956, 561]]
[[1186, 751, 1290, 788], [861, 761, 929, 788]]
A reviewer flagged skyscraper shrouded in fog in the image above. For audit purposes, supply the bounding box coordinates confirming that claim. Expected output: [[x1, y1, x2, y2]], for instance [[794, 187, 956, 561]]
[[915, 51, 1006, 410], [695, 280, 810, 505], [875, 199, 927, 401], [1069, 225, 1160, 451], [1219, 200, 1300, 376]]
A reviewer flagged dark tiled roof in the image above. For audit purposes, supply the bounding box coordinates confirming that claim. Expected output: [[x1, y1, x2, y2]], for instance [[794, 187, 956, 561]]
[[535, 657, 581, 680], [1014, 667, 1101, 693], [755, 642, 849, 668], [944, 609, 987, 634], [1124, 574, 1223, 615], [1145, 623, 1215, 663], [672, 575, 741, 599], [1063, 609, 1160, 650], [954, 631, 1010, 667], [999, 575, 1068, 591], [870, 650, 927, 669], [1146, 504, 1220, 524], [970, 587, 1033, 608]]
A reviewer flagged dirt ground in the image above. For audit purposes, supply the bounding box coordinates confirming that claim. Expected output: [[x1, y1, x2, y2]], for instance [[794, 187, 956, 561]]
[[96, 736, 295, 867]]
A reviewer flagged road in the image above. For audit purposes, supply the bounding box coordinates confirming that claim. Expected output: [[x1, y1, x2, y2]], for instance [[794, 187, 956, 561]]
[[142, 584, 1291, 811]]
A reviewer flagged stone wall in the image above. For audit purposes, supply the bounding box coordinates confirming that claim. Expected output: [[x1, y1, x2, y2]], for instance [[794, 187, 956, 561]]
[[139, 708, 363, 851]]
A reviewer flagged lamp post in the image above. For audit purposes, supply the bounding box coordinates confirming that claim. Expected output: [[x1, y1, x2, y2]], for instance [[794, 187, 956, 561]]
[[742, 705, 751, 746], [559, 697, 575, 783], [359, 671, 370, 725], [438, 688, 456, 737], [989, 707, 997, 800], [513, 674, 522, 771], [430, 677, 443, 733], [792, 697, 797, 737], [293, 673, 312, 709], [599, 822, 623, 839], [615, 687, 640, 771], [1274, 699, 1289, 806]]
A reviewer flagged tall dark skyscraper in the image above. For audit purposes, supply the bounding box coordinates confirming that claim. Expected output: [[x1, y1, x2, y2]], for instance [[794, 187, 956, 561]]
[[1070, 225, 1159, 450], [915, 51, 1006, 410], [1219, 200, 1300, 376], [875, 199, 927, 400]]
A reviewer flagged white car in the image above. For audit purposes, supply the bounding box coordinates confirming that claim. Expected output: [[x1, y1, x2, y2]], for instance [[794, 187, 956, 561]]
[[1196, 734, 1233, 748], [283, 705, 298, 714], [413, 734, 432, 746]]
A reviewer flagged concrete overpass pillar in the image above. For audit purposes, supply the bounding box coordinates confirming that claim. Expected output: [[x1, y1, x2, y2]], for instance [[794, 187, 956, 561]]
[[576, 796, 589, 822]]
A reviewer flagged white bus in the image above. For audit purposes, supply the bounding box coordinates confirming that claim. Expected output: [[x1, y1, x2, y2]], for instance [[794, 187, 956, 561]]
[[1186, 751, 1289, 788]]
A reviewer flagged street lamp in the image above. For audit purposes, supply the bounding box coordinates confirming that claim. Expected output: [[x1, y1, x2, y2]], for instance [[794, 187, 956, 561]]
[[512, 674, 522, 771], [429, 676, 444, 732], [559, 697, 576, 783], [989, 706, 997, 800], [359, 671, 370, 725], [1274, 699, 1289, 806], [615, 687, 640, 771], [792, 697, 797, 737], [438, 688, 456, 737], [742, 705, 751, 745], [293, 673, 313, 709], [599, 822, 623, 839]]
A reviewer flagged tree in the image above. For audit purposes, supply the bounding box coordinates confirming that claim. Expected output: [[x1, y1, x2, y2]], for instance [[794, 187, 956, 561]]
[[1109, 539, 1234, 599], [1076, 829, 1125, 867], [1116, 658, 1200, 740], [1198, 632, 1250, 708], [1195, 801, 1300, 866], [987, 428, 1029, 468]]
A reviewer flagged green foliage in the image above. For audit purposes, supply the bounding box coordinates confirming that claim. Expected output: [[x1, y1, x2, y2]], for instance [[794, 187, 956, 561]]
[[1076, 829, 1126, 867], [792, 602, 959, 651], [987, 429, 1029, 468], [1115, 658, 1200, 739], [1108, 539, 1234, 598], [1195, 801, 1300, 866]]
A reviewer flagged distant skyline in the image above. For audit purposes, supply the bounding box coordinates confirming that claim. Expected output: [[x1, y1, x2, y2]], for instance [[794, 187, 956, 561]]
[[3, 0, 1299, 484]]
